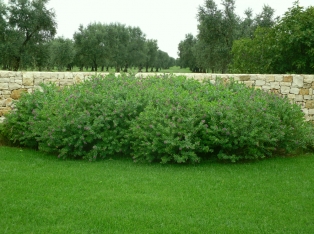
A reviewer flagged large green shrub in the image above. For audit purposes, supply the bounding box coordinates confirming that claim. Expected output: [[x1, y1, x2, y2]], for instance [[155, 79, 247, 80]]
[[2, 74, 314, 163]]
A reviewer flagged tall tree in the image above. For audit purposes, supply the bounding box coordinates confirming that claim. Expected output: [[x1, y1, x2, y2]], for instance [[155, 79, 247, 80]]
[[232, 2, 314, 74], [49, 37, 75, 71], [73, 23, 108, 72], [178, 33, 198, 72], [144, 39, 158, 72], [196, 0, 240, 73], [4, 0, 57, 70]]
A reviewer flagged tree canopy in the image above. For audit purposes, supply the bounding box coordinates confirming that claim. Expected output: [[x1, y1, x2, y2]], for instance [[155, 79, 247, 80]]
[[0, 0, 174, 72], [178, 0, 314, 74]]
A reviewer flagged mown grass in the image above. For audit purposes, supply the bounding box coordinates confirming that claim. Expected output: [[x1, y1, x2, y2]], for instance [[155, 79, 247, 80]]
[[1, 147, 314, 233]]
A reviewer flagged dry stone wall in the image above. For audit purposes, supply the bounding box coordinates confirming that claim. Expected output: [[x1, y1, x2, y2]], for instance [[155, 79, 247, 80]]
[[1, 71, 314, 123]]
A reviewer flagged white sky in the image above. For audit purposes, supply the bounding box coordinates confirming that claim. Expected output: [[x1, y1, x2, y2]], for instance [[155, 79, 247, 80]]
[[4, 0, 314, 58]]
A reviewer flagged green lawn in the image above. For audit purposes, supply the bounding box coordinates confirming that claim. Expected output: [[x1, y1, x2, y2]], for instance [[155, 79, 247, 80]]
[[1, 146, 313, 233]]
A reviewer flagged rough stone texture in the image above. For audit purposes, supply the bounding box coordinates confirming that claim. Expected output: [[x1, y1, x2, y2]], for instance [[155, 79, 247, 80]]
[[295, 95, 303, 102], [304, 76, 314, 83], [305, 100, 314, 109], [281, 86, 290, 94], [265, 75, 275, 82], [9, 83, 22, 90], [11, 89, 28, 100], [0, 83, 8, 89], [283, 76, 293, 82], [270, 82, 280, 89], [293, 75, 304, 88], [0, 107, 11, 117], [239, 75, 250, 81], [256, 80, 266, 86], [280, 82, 292, 86], [300, 88, 309, 95], [0, 78, 10, 83], [290, 88, 300, 94]]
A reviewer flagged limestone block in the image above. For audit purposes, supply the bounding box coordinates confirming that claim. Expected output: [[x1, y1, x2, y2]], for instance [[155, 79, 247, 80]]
[[295, 95, 303, 102], [290, 88, 300, 94], [23, 72, 34, 79], [292, 75, 304, 88], [308, 109, 314, 115], [281, 86, 290, 94], [0, 78, 9, 83], [15, 79, 23, 85], [0, 116, 5, 123], [9, 83, 21, 90], [256, 80, 266, 86], [239, 75, 250, 81], [280, 82, 291, 86], [11, 89, 27, 100], [302, 109, 309, 115], [265, 75, 275, 82], [270, 82, 280, 89], [305, 100, 314, 108], [246, 74, 258, 81], [5, 98, 13, 106], [262, 85, 271, 90], [304, 95, 312, 100], [34, 78, 44, 85], [275, 75, 283, 82], [0, 83, 8, 89], [58, 73, 65, 79], [74, 73, 84, 84], [0, 72, 9, 78], [288, 94, 296, 99], [50, 73, 58, 79], [64, 72, 73, 79], [243, 81, 254, 87], [304, 75, 314, 84], [41, 72, 52, 79], [2, 90, 11, 95], [300, 88, 309, 95], [33, 72, 42, 79], [23, 77, 34, 86], [0, 107, 12, 116], [0, 99, 5, 107], [270, 89, 280, 94], [303, 83, 312, 88], [283, 75, 293, 82]]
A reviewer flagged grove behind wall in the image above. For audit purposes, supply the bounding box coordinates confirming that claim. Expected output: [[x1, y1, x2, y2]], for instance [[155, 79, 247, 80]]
[[1, 71, 314, 123]]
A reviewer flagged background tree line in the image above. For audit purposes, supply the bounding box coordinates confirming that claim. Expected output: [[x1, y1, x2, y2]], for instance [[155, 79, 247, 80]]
[[0, 0, 175, 72], [178, 0, 314, 74]]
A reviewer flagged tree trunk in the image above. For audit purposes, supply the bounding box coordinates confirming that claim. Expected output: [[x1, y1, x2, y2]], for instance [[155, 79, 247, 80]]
[[123, 64, 128, 72]]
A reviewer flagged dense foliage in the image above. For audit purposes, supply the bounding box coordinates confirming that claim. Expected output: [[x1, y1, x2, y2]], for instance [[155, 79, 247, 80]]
[[232, 3, 314, 74], [2, 74, 314, 163], [0, 0, 175, 72], [179, 0, 314, 74]]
